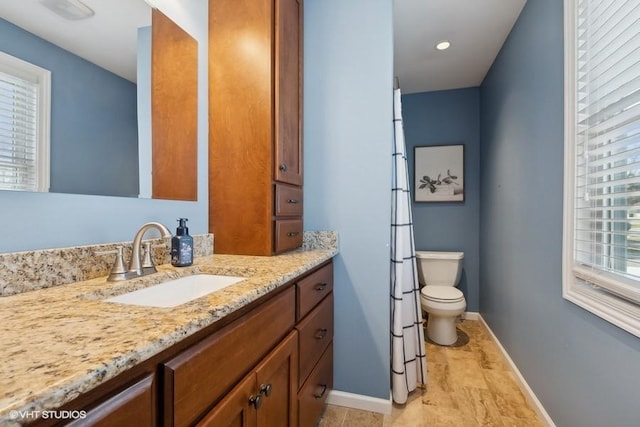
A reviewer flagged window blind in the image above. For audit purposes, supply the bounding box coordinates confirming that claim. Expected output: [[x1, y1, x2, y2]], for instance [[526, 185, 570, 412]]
[[574, 0, 640, 303], [0, 70, 39, 191]]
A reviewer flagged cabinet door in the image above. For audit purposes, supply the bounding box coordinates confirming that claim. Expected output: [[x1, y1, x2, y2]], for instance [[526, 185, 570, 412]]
[[274, 0, 302, 186], [255, 331, 298, 427], [197, 374, 257, 427]]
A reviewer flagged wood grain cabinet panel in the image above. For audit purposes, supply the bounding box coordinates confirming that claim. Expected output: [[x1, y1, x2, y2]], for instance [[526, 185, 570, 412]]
[[66, 375, 155, 427], [274, 220, 303, 254], [209, 0, 303, 255], [298, 343, 333, 427], [198, 331, 298, 427], [296, 262, 333, 321], [274, 184, 303, 217], [163, 288, 295, 427], [296, 294, 333, 389]]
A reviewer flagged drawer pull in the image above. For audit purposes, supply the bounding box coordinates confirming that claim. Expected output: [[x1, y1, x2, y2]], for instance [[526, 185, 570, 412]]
[[249, 394, 262, 409], [287, 199, 300, 204], [315, 282, 328, 292], [287, 231, 300, 237], [259, 383, 272, 397], [314, 328, 328, 340], [279, 163, 288, 172], [314, 384, 328, 399]]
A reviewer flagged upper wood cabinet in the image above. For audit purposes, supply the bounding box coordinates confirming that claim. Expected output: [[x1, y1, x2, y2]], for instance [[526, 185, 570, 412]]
[[208, 0, 303, 256]]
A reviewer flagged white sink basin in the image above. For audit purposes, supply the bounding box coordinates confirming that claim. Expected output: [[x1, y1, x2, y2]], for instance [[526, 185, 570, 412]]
[[105, 274, 246, 308]]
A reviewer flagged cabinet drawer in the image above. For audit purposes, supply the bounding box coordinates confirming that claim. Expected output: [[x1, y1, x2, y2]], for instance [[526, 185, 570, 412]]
[[275, 184, 303, 216], [163, 287, 295, 427], [298, 343, 333, 427], [296, 262, 333, 320], [296, 294, 333, 389], [274, 219, 303, 253]]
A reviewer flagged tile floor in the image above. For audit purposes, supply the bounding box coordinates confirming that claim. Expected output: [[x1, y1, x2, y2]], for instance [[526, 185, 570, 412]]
[[319, 319, 543, 427]]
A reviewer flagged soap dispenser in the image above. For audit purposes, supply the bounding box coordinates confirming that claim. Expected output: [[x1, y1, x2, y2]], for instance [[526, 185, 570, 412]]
[[171, 218, 193, 267]]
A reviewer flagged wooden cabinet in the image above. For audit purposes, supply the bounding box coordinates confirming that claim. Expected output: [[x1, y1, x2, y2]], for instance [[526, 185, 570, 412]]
[[43, 260, 332, 427], [163, 287, 295, 427], [298, 344, 333, 427], [208, 0, 304, 256], [66, 375, 156, 427], [198, 331, 298, 427], [295, 262, 334, 426]]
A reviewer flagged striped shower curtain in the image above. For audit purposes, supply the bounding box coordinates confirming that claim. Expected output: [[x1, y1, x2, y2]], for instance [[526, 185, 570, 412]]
[[391, 88, 427, 404]]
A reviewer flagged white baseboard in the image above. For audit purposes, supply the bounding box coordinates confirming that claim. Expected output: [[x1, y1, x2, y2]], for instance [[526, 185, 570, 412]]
[[478, 315, 556, 427], [462, 311, 480, 320], [326, 390, 392, 415]]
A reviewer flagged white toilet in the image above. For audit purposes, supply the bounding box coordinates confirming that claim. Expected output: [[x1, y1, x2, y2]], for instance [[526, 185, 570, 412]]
[[416, 251, 466, 346]]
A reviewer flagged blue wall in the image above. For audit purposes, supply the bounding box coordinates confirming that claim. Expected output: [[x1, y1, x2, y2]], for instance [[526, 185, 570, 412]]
[[402, 89, 480, 311], [0, 0, 208, 253], [304, 0, 393, 400], [480, 1, 640, 426], [0, 18, 139, 197]]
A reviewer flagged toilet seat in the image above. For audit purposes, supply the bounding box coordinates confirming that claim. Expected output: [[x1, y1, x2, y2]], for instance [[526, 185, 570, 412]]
[[421, 286, 464, 303]]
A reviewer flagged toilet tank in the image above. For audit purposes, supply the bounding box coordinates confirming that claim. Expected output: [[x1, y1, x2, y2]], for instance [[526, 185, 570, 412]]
[[416, 251, 464, 287]]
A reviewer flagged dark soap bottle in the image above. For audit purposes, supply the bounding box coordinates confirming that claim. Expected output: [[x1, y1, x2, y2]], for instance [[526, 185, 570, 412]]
[[171, 218, 193, 267]]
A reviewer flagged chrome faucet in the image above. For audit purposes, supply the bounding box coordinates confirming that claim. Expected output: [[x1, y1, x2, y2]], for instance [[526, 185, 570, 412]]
[[128, 222, 172, 276]]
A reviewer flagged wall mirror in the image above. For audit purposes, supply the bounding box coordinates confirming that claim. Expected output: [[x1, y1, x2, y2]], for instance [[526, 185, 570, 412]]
[[0, 0, 197, 200]]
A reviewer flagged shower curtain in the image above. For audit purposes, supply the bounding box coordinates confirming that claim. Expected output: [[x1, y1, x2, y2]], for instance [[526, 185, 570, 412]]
[[391, 87, 427, 404]]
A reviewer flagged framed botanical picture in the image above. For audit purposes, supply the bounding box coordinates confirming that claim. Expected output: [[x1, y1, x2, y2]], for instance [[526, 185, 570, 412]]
[[414, 144, 465, 202]]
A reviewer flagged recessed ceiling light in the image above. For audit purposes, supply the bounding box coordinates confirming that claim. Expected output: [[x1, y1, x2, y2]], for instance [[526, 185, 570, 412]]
[[435, 40, 451, 51]]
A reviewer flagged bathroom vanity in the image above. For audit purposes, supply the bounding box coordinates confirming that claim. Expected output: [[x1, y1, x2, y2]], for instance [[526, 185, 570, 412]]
[[0, 238, 336, 427]]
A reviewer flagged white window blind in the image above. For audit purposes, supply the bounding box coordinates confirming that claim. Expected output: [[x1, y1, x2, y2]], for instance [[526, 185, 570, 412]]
[[564, 0, 640, 337], [0, 52, 50, 192]]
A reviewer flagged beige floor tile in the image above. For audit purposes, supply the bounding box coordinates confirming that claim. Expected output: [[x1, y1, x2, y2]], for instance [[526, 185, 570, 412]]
[[318, 404, 347, 427], [501, 416, 544, 427], [474, 340, 510, 371], [483, 370, 537, 420], [454, 387, 504, 426], [422, 404, 476, 427], [342, 408, 384, 427], [319, 320, 543, 427], [425, 341, 449, 364], [448, 357, 489, 390], [421, 387, 459, 410], [425, 362, 453, 392], [388, 403, 425, 427]]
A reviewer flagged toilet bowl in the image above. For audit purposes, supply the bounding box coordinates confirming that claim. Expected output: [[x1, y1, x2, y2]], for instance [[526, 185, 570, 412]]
[[416, 251, 466, 346]]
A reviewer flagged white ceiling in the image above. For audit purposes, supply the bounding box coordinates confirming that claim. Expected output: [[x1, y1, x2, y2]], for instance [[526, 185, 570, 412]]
[[0, 0, 151, 82], [2, 0, 525, 90], [394, 0, 526, 94]]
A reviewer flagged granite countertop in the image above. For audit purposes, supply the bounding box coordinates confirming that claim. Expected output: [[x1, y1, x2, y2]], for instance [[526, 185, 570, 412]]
[[0, 246, 336, 425]]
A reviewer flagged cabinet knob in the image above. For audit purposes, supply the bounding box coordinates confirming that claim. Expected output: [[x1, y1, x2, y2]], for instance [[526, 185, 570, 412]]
[[314, 384, 328, 399], [259, 383, 272, 397], [249, 394, 262, 409], [279, 163, 288, 172], [315, 283, 327, 292], [314, 328, 328, 340], [287, 231, 300, 237], [286, 199, 299, 204]]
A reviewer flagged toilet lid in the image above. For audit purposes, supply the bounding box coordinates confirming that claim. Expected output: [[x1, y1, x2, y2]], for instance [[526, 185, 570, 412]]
[[421, 286, 464, 302]]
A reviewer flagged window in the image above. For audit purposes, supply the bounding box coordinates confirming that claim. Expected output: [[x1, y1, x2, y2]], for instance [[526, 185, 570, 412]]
[[563, 0, 640, 336], [0, 51, 50, 192]]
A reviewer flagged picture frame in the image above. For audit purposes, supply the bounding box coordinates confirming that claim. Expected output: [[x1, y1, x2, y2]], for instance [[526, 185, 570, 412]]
[[414, 144, 465, 203]]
